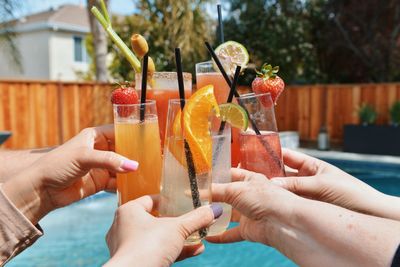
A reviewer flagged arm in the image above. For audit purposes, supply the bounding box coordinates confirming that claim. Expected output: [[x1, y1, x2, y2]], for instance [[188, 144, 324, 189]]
[[0, 147, 54, 182], [271, 149, 400, 221], [270, 197, 400, 267]]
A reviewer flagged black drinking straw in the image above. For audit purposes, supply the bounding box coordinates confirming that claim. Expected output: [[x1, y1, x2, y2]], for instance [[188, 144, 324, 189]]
[[217, 4, 224, 44], [174, 48, 207, 238], [140, 53, 149, 122], [205, 42, 284, 171]]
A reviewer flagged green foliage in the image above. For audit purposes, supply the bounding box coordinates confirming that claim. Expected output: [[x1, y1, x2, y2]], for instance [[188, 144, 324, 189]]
[[105, 0, 213, 81], [390, 101, 400, 125], [358, 103, 377, 125]]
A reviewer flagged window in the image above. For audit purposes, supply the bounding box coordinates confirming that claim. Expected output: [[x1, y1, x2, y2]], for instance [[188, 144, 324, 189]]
[[73, 36, 86, 62]]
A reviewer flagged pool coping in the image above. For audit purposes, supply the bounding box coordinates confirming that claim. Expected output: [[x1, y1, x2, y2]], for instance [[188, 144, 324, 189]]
[[297, 148, 400, 166]]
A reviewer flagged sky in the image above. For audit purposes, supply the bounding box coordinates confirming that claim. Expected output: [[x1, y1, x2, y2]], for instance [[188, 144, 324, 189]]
[[20, 0, 137, 16]]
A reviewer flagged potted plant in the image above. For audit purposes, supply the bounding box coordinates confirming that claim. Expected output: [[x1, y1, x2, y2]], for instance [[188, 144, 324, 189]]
[[344, 103, 400, 156], [390, 101, 400, 127], [358, 103, 377, 126]]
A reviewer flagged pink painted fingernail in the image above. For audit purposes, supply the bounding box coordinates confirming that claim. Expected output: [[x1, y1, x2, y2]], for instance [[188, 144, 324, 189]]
[[210, 204, 223, 219], [121, 160, 139, 171]]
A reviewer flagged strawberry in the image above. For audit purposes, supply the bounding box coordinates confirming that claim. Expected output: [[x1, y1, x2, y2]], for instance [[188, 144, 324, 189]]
[[251, 63, 285, 105], [111, 83, 139, 117]]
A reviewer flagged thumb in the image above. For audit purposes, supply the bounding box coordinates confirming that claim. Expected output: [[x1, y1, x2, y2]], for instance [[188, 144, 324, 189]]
[[177, 204, 223, 238], [77, 149, 139, 173], [270, 176, 318, 196]]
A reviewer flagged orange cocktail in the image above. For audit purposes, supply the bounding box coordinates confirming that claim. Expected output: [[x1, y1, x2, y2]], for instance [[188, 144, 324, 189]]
[[196, 61, 240, 166], [135, 72, 192, 145], [114, 101, 162, 207]]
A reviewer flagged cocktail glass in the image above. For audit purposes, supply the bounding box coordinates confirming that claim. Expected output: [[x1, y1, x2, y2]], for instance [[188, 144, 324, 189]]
[[208, 115, 232, 236], [135, 72, 192, 146], [159, 99, 211, 244], [238, 93, 285, 178], [113, 100, 163, 208], [196, 61, 240, 167]]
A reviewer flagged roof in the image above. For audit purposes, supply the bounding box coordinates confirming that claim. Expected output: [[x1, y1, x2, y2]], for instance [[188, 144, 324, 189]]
[[5, 5, 90, 34]]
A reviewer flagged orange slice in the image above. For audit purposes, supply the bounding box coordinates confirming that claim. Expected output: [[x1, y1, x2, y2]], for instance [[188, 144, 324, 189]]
[[183, 85, 219, 174]]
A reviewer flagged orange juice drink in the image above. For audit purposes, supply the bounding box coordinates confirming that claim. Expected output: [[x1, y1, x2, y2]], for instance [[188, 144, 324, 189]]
[[135, 72, 192, 145], [114, 101, 162, 207]]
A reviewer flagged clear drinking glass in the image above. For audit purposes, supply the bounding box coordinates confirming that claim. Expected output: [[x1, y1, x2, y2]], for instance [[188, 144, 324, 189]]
[[113, 100, 163, 211], [208, 115, 232, 236], [238, 93, 285, 178], [196, 61, 241, 167], [159, 99, 211, 244], [135, 72, 192, 146]]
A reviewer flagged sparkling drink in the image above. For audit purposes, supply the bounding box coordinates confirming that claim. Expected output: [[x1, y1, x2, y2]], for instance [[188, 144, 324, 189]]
[[135, 72, 191, 145], [238, 93, 285, 178], [159, 100, 211, 244], [114, 101, 162, 208], [208, 119, 232, 236], [240, 130, 285, 178]]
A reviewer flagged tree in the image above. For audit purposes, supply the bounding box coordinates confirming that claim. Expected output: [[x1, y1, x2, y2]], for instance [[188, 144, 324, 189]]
[[0, 0, 23, 72], [87, 0, 109, 82], [106, 0, 214, 81]]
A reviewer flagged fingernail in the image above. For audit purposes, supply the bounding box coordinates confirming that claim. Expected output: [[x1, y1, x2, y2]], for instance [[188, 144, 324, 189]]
[[210, 203, 223, 219], [121, 160, 139, 171], [271, 179, 285, 186]]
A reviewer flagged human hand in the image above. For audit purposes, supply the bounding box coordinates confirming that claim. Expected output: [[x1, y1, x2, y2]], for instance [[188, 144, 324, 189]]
[[2, 125, 138, 224], [270, 149, 400, 220], [207, 168, 298, 246], [105, 196, 222, 267]]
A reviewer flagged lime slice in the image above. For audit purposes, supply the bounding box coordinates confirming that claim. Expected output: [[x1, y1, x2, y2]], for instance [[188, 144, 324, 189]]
[[218, 103, 248, 131], [214, 41, 249, 76]]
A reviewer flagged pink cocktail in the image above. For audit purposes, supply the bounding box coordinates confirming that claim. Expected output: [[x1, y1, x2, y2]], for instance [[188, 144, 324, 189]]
[[238, 92, 285, 178]]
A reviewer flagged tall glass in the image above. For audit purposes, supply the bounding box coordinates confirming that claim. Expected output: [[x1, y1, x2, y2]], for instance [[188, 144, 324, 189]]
[[208, 116, 232, 236], [135, 72, 192, 146], [196, 61, 240, 167], [238, 93, 285, 178], [114, 100, 163, 208], [159, 99, 211, 244]]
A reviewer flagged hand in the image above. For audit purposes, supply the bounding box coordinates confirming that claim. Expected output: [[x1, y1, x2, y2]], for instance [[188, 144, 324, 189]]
[[207, 168, 298, 246], [105, 196, 222, 267], [2, 125, 138, 224], [208, 168, 400, 267], [270, 149, 400, 220]]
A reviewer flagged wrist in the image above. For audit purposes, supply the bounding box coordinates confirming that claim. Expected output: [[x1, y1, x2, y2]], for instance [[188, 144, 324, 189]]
[[2, 166, 51, 225]]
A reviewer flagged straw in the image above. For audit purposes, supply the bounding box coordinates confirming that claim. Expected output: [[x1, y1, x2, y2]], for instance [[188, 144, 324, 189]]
[[217, 4, 224, 44], [140, 54, 149, 122], [174, 48, 207, 238], [205, 42, 284, 171]]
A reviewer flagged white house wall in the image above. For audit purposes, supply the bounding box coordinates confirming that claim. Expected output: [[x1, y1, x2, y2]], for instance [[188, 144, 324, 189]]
[[49, 31, 89, 81], [0, 30, 50, 80]]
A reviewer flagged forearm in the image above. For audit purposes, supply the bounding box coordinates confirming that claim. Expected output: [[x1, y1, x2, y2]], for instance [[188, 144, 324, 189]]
[[0, 147, 54, 182], [270, 198, 400, 267]]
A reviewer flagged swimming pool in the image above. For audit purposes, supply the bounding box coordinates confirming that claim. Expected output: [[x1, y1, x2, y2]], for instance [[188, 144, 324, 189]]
[[7, 161, 400, 267]]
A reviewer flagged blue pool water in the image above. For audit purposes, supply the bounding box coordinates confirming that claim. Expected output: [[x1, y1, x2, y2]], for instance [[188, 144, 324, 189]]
[[8, 161, 400, 267]]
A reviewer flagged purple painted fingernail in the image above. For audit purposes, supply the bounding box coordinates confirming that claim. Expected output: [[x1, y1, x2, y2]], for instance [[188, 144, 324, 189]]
[[121, 160, 139, 171], [210, 203, 223, 219]]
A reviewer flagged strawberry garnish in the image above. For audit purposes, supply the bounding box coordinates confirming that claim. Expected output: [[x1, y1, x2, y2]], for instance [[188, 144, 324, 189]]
[[111, 83, 139, 117], [251, 63, 285, 105]]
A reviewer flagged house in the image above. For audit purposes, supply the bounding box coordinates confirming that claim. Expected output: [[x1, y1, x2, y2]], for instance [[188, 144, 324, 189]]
[[0, 5, 90, 81]]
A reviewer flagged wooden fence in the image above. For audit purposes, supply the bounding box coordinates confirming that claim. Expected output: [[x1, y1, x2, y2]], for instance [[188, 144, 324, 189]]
[[0, 80, 399, 149]]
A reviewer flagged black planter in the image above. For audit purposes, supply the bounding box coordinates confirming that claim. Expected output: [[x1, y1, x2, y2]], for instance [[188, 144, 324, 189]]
[[343, 125, 400, 156]]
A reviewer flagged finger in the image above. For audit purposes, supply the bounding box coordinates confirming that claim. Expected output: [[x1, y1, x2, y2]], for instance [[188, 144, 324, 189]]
[[270, 176, 318, 196], [211, 182, 245, 204], [206, 226, 243, 243], [129, 195, 159, 213], [176, 243, 205, 262], [105, 177, 116, 192], [231, 168, 266, 182], [231, 208, 241, 222], [78, 149, 139, 173], [94, 125, 115, 151], [177, 204, 222, 238], [282, 148, 322, 175]]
